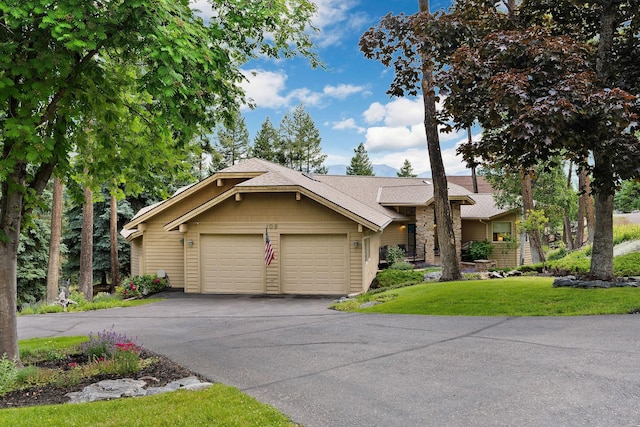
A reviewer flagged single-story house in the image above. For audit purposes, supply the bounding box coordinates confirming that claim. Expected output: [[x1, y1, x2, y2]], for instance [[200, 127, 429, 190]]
[[122, 158, 529, 295]]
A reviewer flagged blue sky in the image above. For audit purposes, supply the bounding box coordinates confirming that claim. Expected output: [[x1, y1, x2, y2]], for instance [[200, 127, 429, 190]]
[[192, 0, 477, 176]]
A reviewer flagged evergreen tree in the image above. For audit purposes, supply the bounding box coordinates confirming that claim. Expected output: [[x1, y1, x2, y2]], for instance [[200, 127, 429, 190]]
[[18, 217, 52, 306], [347, 143, 374, 176], [614, 180, 640, 213], [215, 112, 250, 167], [278, 105, 327, 172], [397, 159, 417, 177], [63, 187, 133, 287], [253, 117, 280, 162]]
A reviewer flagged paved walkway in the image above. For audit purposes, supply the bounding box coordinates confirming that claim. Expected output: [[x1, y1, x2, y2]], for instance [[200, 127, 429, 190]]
[[18, 293, 640, 426]]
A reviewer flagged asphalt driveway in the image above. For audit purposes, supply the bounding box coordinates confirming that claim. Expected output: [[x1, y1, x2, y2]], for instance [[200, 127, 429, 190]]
[[17, 293, 640, 426]]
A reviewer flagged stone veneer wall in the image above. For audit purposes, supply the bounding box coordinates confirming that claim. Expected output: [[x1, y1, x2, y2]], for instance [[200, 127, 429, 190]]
[[416, 203, 463, 265], [416, 206, 435, 264]]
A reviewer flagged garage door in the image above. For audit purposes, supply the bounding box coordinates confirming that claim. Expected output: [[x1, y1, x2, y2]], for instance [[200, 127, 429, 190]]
[[200, 234, 264, 293], [281, 234, 348, 294]]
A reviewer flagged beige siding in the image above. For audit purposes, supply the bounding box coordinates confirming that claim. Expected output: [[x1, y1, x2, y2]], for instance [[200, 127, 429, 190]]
[[362, 232, 381, 293], [381, 223, 408, 248], [200, 234, 265, 293], [281, 234, 347, 294], [142, 223, 185, 288], [462, 220, 488, 243], [489, 213, 522, 268], [130, 237, 142, 277], [181, 193, 362, 295], [151, 179, 242, 224]]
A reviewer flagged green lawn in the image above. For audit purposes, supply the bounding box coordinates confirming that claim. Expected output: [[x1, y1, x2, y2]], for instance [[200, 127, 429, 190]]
[[0, 385, 295, 427], [1, 337, 296, 427], [348, 276, 640, 316]]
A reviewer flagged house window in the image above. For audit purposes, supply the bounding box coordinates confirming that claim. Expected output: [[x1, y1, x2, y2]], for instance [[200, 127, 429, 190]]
[[492, 222, 512, 242]]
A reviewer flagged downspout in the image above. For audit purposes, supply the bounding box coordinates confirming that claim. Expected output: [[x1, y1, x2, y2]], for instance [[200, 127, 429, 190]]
[[361, 235, 369, 294]]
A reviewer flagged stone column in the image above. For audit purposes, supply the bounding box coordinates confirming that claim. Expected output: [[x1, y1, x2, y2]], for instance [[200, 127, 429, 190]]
[[416, 206, 435, 264], [452, 203, 462, 263]]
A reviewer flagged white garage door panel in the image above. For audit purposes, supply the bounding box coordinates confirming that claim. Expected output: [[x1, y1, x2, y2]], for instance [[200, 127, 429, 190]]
[[201, 234, 264, 293], [282, 234, 347, 294]]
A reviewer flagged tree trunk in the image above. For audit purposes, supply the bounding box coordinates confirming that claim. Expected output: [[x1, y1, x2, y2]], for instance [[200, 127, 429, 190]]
[[590, 191, 615, 280], [0, 163, 27, 365], [46, 177, 64, 303], [467, 128, 478, 193], [587, 1, 616, 281], [78, 186, 94, 301], [562, 162, 574, 250], [110, 193, 119, 293], [520, 170, 545, 263], [419, 0, 461, 281], [582, 169, 595, 243], [575, 167, 588, 247]]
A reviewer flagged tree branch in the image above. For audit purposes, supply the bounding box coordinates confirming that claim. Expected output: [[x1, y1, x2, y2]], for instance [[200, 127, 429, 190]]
[[38, 48, 101, 128]]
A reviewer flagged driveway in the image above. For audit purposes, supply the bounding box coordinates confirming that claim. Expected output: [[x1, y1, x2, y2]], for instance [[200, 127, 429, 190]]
[[18, 293, 640, 426]]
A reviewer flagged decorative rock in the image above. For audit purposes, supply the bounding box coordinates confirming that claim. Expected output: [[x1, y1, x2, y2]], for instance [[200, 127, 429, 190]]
[[423, 271, 442, 281], [553, 276, 640, 289], [65, 376, 213, 404], [359, 301, 381, 308]]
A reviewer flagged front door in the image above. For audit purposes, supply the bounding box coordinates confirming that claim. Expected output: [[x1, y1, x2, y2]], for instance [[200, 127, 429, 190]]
[[407, 224, 416, 256]]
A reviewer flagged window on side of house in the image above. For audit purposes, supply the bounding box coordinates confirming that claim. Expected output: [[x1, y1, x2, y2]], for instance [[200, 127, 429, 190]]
[[492, 221, 512, 242]]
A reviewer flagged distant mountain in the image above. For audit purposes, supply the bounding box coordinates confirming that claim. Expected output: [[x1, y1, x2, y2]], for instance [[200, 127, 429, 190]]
[[326, 164, 399, 177]]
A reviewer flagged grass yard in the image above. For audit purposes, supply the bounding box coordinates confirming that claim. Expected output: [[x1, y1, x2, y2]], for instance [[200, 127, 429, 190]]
[[1, 337, 295, 427], [340, 276, 640, 316], [0, 385, 295, 427]]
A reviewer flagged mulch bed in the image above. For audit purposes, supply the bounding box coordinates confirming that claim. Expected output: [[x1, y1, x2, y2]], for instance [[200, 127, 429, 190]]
[[1, 350, 208, 409]]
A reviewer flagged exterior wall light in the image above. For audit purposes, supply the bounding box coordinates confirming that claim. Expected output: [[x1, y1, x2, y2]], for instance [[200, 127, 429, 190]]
[[353, 240, 359, 248], [188, 239, 194, 247]]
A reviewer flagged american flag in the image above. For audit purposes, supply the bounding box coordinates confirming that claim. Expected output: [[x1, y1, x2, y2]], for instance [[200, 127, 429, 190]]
[[264, 227, 275, 266]]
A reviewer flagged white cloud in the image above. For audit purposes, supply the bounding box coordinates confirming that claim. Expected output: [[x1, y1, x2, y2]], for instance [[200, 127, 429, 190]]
[[311, 0, 368, 48], [368, 138, 475, 176], [362, 98, 424, 127], [323, 84, 365, 99], [240, 69, 290, 109], [241, 69, 365, 110], [330, 118, 365, 133], [363, 102, 386, 124], [364, 125, 426, 152]]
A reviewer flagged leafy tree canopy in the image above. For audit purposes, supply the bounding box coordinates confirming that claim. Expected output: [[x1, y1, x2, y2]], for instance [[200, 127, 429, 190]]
[[0, 0, 319, 362]]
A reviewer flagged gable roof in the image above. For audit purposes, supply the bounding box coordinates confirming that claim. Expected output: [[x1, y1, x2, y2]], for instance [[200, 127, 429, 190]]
[[461, 193, 516, 219], [164, 159, 394, 231], [123, 158, 512, 237], [315, 175, 474, 210], [447, 176, 494, 193]]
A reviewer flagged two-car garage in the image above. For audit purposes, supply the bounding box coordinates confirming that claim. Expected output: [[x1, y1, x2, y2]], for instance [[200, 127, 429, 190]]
[[199, 233, 349, 295]]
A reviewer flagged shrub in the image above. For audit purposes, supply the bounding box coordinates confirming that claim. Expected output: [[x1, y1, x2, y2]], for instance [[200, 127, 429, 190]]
[[0, 356, 18, 396], [614, 252, 640, 276], [386, 245, 405, 266], [468, 240, 493, 261], [117, 274, 169, 299], [376, 269, 424, 288], [390, 261, 414, 270], [81, 329, 142, 361], [547, 245, 569, 261]]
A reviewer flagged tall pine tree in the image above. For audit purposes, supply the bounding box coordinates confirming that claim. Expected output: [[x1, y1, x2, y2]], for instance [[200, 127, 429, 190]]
[[278, 105, 327, 172], [347, 143, 374, 176], [253, 117, 280, 162], [215, 112, 250, 167], [397, 159, 417, 177]]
